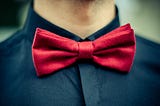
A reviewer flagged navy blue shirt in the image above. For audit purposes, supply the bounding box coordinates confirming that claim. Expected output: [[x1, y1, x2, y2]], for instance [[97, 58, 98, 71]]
[[0, 5, 160, 106]]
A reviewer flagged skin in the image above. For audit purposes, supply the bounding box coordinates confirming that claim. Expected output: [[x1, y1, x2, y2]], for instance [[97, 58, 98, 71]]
[[34, 0, 115, 39]]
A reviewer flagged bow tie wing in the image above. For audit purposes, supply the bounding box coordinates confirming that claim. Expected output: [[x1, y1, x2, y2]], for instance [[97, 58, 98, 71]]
[[93, 24, 136, 72], [32, 28, 78, 76]]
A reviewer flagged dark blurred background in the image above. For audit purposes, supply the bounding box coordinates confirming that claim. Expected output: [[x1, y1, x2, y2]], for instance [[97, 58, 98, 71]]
[[0, 0, 29, 42], [0, 0, 160, 43], [0, 0, 28, 26]]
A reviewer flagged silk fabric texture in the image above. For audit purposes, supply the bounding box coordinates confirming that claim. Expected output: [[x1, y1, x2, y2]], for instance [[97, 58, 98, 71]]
[[32, 24, 136, 77]]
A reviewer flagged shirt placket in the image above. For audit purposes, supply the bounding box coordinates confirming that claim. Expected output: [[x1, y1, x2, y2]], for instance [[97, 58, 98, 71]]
[[77, 61, 100, 106]]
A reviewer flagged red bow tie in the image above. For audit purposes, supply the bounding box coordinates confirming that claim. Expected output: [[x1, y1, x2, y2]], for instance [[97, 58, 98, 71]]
[[32, 24, 136, 77]]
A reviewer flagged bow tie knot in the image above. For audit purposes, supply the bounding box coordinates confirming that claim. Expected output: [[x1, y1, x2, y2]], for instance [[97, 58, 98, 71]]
[[78, 42, 93, 59]]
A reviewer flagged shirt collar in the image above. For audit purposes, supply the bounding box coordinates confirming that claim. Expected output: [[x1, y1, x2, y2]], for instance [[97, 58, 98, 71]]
[[24, 5, 120, 42]]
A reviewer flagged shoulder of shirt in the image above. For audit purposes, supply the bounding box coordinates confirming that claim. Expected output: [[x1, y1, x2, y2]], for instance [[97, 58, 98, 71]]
[[0, 29, 26, 54], [135, 35, 160, 50]]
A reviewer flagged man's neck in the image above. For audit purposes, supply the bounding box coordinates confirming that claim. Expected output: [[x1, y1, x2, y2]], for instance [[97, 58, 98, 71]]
[[34, 0, 115, 39]]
